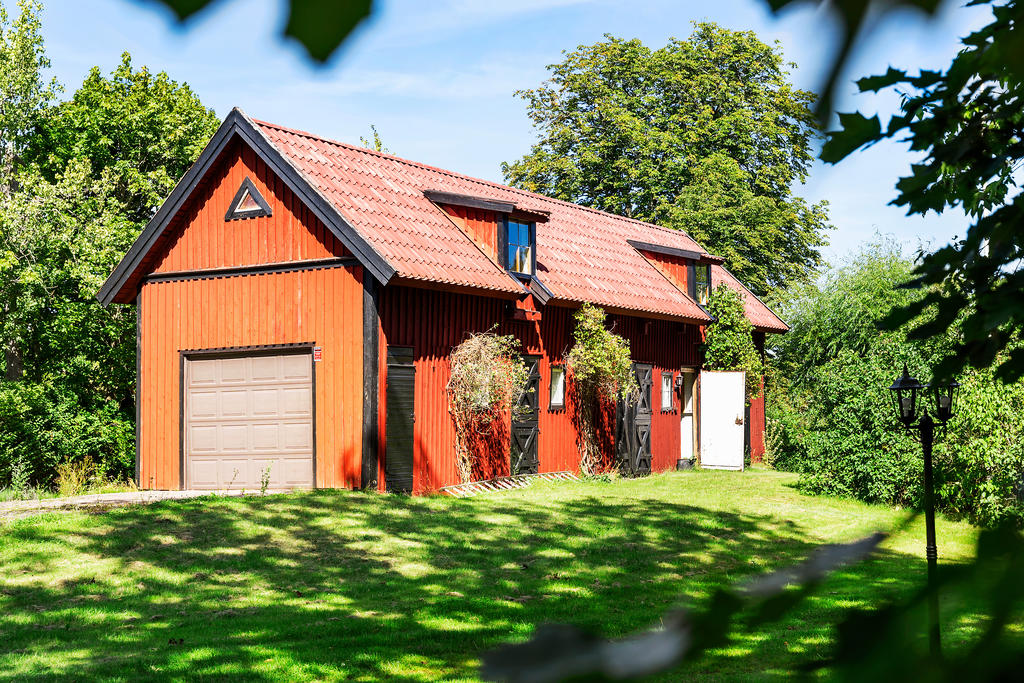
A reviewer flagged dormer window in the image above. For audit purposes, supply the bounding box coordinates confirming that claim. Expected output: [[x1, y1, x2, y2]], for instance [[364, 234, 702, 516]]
[[505, 218, 535, 277], [695, 263, 710, 305]]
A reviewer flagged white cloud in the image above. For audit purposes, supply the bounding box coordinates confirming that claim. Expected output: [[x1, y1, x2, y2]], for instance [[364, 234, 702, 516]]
[[284, 58, 547, 101]]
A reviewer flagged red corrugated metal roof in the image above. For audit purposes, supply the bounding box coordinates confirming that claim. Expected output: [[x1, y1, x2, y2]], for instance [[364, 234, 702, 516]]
[[255, 119, 715, 323], [712, 266, 789, 332]]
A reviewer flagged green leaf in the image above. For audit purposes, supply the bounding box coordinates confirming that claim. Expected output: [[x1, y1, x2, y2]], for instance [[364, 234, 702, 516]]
[[821, 112, 881, 162], [147, 0, 374, 62], [856, 67, 907, 93], [283, 0, 373, 62]]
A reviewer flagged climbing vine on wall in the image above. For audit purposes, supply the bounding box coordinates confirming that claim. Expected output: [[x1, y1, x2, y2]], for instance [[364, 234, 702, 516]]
[[447, 330, 529, 483], [565, 304, 637, 475], [703, 284, 763, 401]]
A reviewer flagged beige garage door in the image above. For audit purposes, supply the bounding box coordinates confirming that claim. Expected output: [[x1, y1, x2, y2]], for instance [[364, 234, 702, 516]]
[[185, 352, 314, 489]]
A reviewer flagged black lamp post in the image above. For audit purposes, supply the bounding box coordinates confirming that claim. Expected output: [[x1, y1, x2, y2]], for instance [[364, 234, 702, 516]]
[[888, 364, 959, 658]]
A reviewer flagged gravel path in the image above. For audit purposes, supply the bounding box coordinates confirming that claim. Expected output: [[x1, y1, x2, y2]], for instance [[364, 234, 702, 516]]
[[0, 489, 293, 521]]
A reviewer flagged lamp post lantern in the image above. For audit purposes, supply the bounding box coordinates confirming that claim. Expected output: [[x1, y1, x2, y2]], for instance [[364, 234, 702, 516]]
[[888, 364, 958, 658]]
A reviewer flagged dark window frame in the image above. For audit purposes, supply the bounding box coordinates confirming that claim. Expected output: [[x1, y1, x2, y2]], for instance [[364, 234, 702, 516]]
[[498, 214, 537, 279], [694, 264, 711, 306], [224, 176, 272, 221], [549, 364, 566, 410], [660, 371, 675, 412]]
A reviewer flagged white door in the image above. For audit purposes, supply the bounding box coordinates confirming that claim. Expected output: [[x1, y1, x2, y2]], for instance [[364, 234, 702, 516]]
[[185, 353, 315, 489], [680, 372, 696, 461], [699, 371, 745, 470]]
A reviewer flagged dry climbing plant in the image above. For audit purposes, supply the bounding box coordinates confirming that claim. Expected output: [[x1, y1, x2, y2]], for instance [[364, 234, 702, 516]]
[[447, 330, 529, 483], [565, 304, 637, 475]]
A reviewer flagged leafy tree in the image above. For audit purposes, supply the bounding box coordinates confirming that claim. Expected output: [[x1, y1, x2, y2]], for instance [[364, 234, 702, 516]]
[[27, 52, 219, 224], [771, 238, 923, 383], [0, 0, 57, 186], [703, 284, 764, 400], [807, 0, 1024, 383], [0, 48, 218, 487], [503, 25, 831, 295], [767, 241, 1024, 526], [0, 0, 58, 381]]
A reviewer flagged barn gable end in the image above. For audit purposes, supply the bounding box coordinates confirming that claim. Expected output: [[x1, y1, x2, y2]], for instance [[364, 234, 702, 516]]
[[151, 137, 351, 275]]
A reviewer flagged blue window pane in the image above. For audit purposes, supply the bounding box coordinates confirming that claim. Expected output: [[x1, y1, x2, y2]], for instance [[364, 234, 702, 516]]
[[508, 245, 517, 267]]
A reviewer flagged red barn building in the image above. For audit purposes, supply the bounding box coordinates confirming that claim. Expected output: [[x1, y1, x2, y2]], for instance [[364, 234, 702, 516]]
[[98, 109, 787, 493]]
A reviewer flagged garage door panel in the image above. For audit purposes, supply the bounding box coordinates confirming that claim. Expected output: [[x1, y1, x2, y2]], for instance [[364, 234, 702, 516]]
[[220, 389, 249, 417], [251, 356, 280, 382], [185, 352, 314, 490], [281, 422, 312, 450], [219, 424, 250, 452], [282, 458, 313, 486], [189, 425, 219, 453], [189, 391, 219, 419], [189, 459, 219, 488], [252, 424, 281, 450], [251, 388, 280, 416], [282, 354, 312, 380], [190, 359, 218, 385], [281, 387, 311, 416], [218, 357, 247, 384]]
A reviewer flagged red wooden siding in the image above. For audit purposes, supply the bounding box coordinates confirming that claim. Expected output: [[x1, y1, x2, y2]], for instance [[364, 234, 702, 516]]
[[154, 138, 349, 274], [378, 286, 702, 492], [439, 205, 500, 265], [640, 250, 690, 294], [749, 331, 768, 463], [138, 266, 364, 490]]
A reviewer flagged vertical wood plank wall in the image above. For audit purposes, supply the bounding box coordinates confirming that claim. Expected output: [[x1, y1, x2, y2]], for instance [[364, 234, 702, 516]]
[[442, 205, 500, 265], [138, 266, 364, 490], [154, 138, 349, 274], [639, 250, 691, 293], [379, 285, 702, 493]]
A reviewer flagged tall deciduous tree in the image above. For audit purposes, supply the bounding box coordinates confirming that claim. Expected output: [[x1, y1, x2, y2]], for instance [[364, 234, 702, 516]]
[[0, 0, 57, 381], [28, 52, 219, 224], [1, 49, 218, 485], [503, 24, 831, 296], [0, 0, 57, 188], [818, 0, 1024, 383]]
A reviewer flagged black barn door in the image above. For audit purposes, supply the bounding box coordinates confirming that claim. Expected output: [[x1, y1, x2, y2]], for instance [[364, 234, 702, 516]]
[[385, 347, 415, 492], [617, 363, 653, 476], [511, 355, 541, 475]]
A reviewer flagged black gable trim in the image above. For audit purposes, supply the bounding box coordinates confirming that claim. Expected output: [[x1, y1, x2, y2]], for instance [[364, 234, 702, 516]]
[[224, 176, 272, 220], [424, 189, 515, 214], [97, 108, 395, 306], [627, 239, 704, 262], [529, 276, 553, 305]]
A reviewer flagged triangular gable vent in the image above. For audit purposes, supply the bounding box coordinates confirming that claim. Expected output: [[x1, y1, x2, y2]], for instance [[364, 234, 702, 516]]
[[225, 176, 272, 221]]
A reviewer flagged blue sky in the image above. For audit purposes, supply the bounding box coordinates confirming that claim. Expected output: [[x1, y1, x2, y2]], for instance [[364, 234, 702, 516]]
[[43, 0, 991, 265]]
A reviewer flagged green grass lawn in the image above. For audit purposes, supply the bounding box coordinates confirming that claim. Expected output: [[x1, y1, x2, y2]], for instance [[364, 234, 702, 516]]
[[0, 469, 1000, 681]]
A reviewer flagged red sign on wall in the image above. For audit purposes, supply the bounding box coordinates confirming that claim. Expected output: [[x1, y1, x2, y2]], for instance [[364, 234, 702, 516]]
[[313, 346, 323, 362]]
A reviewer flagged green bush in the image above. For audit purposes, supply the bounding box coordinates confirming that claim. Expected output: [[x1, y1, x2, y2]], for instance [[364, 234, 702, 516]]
[[703, 284, 763, 401], [0, 381, 133, 489], [766, 240, 1024, 526]]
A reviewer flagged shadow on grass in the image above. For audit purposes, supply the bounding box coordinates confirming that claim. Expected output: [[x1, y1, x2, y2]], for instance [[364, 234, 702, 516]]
[[0, 484, 936, 681]]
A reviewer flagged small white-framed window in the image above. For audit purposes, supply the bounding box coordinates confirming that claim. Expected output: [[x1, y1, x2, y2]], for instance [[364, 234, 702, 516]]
[[550, 365, 565, 409], [661, 372, 674, 411]]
